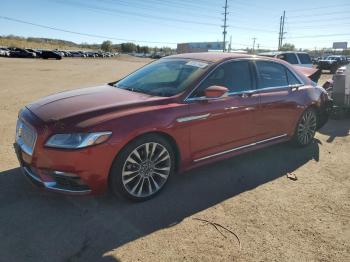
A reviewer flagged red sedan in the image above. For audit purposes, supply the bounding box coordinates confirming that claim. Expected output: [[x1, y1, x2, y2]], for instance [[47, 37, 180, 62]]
[[14, 53, 331, 201]]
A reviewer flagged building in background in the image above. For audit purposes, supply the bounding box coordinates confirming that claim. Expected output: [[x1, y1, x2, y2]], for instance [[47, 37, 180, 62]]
[[333, 42, 348, 49], [177, 42, 224, 54]]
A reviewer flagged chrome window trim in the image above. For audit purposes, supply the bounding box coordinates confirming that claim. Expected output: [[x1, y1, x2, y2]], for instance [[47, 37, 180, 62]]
[[194, 134, 288, 162], [185, 84, 303, 102], [184, 58, 305, 103], [185, 89, 257, 102], [257, 84, 304, 92]]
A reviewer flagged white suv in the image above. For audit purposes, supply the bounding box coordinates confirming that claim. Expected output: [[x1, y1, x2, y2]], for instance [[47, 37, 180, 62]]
[[259, 51, 313, 68]]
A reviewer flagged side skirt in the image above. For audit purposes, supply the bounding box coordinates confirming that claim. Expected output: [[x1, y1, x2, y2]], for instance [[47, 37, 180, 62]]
[[194, 134, 288, 163]]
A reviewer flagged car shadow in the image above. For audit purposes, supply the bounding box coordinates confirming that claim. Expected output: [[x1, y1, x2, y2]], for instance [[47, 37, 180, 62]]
[[318, 118, 350, 143], [0, 141, 319, 262]]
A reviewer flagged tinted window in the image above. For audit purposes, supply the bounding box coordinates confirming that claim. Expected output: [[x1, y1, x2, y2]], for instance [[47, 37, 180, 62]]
[[286, 70, 301, 85], [256, 61, 288, 88], [297, 53, 312, 64], [277, 53, 299, 64], [194, 61, 253, 96]]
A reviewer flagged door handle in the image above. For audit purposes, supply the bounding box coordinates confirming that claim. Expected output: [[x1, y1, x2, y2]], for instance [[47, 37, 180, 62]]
[[239, 90, 255, 98]]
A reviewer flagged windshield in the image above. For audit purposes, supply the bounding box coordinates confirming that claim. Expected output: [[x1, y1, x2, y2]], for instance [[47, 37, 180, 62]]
[[114, 59, 209, 97]]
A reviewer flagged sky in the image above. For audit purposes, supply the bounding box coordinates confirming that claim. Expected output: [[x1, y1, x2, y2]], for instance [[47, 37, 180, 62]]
[[0, 0, 349, 50]]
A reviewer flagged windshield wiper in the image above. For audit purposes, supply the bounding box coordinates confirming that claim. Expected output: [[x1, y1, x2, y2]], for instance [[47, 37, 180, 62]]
[[122, 86, 151, 95]]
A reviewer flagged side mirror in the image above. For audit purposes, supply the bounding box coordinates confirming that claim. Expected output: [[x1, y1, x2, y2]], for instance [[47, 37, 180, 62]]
[[204, 85, 228, 98]]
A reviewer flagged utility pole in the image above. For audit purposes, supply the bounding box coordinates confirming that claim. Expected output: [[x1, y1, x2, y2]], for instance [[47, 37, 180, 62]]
[[278, 11, 286, 50], [229, 35, 232, 52], [280, 11, 286, 49], [278, 15, 282, 50], [252, 37, 256, 54], [222, 0, 228, 52]]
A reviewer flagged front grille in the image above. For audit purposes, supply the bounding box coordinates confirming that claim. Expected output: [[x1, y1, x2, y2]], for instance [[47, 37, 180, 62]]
[[319, 62, 331, 68], [16, 118, 37, 155], [52, 174, 91, 191]]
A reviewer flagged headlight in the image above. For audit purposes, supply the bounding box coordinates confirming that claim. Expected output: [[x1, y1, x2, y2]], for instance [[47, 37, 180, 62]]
[[45, 132, 112, 149]]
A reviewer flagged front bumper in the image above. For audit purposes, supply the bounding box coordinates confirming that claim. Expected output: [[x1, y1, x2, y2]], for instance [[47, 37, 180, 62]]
[[318, 63, 336, 70], [13, 107, 121, 195], [14, 143, 92, 195]]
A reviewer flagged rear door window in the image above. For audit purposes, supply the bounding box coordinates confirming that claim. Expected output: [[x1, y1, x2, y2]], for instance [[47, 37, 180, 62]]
[[297, 53, 312, 64], [277, 53, 299, 64], [256, 61, 289, 88]]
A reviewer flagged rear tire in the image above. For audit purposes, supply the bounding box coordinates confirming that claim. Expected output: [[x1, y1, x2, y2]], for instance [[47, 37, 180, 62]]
[[292, 108, 317, 147], [109, 134, 175, 201]]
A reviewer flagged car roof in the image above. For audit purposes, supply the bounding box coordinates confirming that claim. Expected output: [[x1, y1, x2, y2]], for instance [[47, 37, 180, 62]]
[[165, 52, 263, 63], [258, 51, 309, 56]]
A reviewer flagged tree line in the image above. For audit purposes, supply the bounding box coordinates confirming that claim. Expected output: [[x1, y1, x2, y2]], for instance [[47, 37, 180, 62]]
[[100, 40, 172, 54]]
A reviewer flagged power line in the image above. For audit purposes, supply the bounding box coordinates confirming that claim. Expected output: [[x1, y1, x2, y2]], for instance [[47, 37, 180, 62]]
[[0, 14, 278, 50], [55, 0, 277, 34], [129, 0, 221, 13], [0, 15, 178, 45], [55, 1, 221, 27], [287, 3, 350, 13], [286, 16, 350, 25], [99, 0, 222, 21], [53, 1, 220, 35], [288, 10, 350, 19], [287, 33, 350, 39], [290, 22, 350, 29]]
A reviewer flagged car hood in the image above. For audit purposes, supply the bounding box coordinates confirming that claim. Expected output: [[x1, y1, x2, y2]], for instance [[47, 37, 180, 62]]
[[26, 84, 166, 123]]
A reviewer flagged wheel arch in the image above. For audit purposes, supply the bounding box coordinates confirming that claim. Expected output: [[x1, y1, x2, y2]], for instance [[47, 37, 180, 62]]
[[108, 130, 181, 184], [307, 103, 325, 129]]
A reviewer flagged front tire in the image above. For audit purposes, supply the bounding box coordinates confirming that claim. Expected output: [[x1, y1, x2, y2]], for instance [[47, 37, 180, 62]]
[[292, 108, 317, 147], [109, 134, 175, 201]]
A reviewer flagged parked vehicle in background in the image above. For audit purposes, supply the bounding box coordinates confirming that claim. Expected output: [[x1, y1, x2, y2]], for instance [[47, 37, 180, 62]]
[[0, 47, 11, 57], [260, 51, 320, 82], [9, 47, 36, 58], [259, 51, 313, 68], [311, 57, 318, 65], [41, 50, 62, 60], [70, 51, 83, 57], [340, 56, 349, 65], [317, 55, 348, 74], [86, 52, 97, 58], [62, 51, 72, 57], [26, 48, 42, 58], [14, 53, 332, 201]]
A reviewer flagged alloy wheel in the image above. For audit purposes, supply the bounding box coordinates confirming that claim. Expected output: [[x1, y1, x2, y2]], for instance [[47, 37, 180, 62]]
[[121, 142, 171, 198], [297, 110, 317, 145]]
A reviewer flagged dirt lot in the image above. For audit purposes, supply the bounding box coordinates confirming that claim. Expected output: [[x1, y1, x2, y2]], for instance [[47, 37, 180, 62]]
[[0, 57, 349, 262]]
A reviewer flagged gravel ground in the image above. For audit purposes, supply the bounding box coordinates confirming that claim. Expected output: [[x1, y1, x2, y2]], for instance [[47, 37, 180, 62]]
[[0, 56, 349, 262]]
